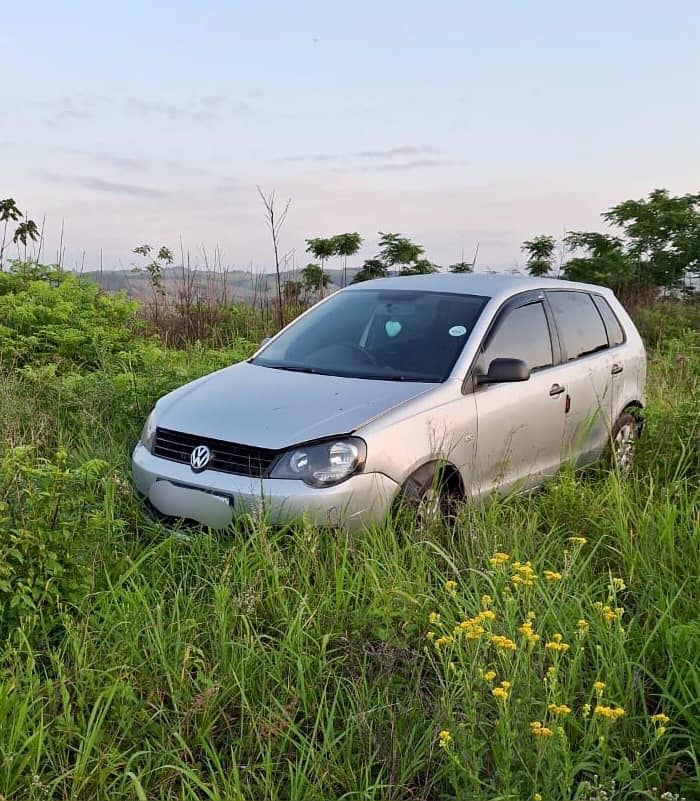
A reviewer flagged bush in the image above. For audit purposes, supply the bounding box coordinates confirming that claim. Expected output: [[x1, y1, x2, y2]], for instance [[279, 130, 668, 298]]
[[0, 446, 115, 639], [0, 263, 137, 367]]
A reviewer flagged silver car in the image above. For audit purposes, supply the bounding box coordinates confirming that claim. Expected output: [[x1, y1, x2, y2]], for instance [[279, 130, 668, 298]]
[[132, 274, 646, 530]]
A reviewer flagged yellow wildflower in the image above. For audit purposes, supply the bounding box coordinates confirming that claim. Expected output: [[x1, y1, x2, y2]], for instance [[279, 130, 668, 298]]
[[546, 665, 556, 677], [593, 681, 605, 692], [576, 619, 590, 634], [596, 604, 624, 623], [518, 621, 540, 645], [529, 721, 553, 737], [594, 704, 625, 720], [612, 577, 626, 591], [478, 609, 496, 622], [483, 670, 497, 682], [511, 560, 538, 587], [426, 631, 435, 641], [651, 713, 670, 726], [490, 552, 510, 567], [434, 635, 454, 649], [526, 610, 536, 621], [457, 618, 486, 639], [535, 794, 543, 801], [548, 703, 572, 717], [492, 686, 509, 700], [481, 594, 493, 608], [582, 703, 591, 717], [544, 633, 570, 653], [444, 580, 457, 594], [567, 536, 587, 545], [544, 570, 563, 582], [655, 726, 667, 737], [438, 729, 452, 748], [490, 634, 517, 652]]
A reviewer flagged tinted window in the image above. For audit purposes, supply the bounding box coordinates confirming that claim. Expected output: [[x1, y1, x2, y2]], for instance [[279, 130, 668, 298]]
[[591, 294, 625, 346], [548, 291, 608, 360], [253, 289, 488, 382], [480, 302, 553, 372]]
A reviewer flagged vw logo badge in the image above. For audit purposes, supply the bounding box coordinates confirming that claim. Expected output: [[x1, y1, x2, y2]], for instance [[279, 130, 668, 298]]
[[190, 444, 211, 472]]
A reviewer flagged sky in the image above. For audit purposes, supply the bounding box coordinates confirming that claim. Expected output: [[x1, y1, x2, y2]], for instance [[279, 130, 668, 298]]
[[2, 0, 699, 272]]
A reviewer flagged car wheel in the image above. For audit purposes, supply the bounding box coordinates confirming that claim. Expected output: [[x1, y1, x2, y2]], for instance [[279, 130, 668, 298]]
[[610, 412, 640, 473], [395, 462, 462, 525]]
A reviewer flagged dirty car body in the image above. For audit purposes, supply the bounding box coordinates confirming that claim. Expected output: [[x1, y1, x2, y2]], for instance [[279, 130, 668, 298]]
[[132, 274, 646, 529]]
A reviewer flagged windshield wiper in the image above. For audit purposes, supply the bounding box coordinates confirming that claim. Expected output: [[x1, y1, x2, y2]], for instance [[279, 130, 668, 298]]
[[258, 362, 319, 374]]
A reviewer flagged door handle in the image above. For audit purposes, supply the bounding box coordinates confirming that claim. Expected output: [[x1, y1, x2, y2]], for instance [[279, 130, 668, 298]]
[[611, 363, 623, 375], [549, 383, 565, 397]]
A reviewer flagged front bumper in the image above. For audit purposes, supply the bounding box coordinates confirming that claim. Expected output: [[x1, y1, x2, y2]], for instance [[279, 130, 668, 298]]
[[132, 444, 399, 530]]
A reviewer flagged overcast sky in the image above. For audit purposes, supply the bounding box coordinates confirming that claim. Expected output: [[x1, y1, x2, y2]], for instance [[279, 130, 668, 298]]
[[2, 0, 699, 272]]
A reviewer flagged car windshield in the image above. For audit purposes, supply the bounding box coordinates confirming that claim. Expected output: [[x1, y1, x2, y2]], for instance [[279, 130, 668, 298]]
[[251, 289, 489, 382]]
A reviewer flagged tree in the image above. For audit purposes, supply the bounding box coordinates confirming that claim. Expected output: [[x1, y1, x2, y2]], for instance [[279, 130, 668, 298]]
[[603, 188, 700, 290], [351, 258, 388, 284], [562, 232, 632, 293], [1, 198, 39, 269], [305, 237, 336, 294], [448, 261, 474, 273], [258, 187, 291, 329], [301, 262, 331, 296], [283, 279, 302, 302], [400, 258, 440, 275], [377, 232, 425, 274], [332, 232, 363, 287], [521, 235, 556, 277]]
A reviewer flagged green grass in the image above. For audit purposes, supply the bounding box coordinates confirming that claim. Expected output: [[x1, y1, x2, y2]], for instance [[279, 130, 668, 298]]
[[0, 269, 698, 799]]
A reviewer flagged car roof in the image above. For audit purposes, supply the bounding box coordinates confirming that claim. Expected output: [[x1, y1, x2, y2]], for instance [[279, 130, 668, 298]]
[[343, 272, 613, 302]]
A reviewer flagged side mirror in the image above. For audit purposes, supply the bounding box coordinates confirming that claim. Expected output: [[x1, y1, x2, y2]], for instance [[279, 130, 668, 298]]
[[476, 357, 530, 385]]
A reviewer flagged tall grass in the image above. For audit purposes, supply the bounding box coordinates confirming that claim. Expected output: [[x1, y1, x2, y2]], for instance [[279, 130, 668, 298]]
[[0, 267, 697, 799]]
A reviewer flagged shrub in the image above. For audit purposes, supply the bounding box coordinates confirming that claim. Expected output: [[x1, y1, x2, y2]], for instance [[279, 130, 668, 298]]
[[0, 446, 115, 639], [0, 263, 137, 367]]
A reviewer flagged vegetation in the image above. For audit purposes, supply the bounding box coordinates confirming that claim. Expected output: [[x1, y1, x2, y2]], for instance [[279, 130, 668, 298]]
[[0, 261, 697, 799], [523, 189, 700, 294]]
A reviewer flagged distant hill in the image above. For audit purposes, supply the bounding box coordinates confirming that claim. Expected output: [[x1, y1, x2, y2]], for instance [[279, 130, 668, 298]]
[[77, 266, 360, 303]]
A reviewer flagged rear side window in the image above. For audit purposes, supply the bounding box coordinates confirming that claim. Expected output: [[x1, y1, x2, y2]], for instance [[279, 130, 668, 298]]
[[480, 301, 553, 372], [548, 291, 608, 360], [591, 294, 625, 346]]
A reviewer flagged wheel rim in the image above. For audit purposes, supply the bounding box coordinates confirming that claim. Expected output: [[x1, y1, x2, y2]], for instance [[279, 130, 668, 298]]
[[417, 487, 442, 526], [614, 423, 636, 472]]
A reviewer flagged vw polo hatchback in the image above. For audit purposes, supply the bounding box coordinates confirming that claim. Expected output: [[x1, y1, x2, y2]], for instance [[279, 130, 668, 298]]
[[132, 274, 646, 529]]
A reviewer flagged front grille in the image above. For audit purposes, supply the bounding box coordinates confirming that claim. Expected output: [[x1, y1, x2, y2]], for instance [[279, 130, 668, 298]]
[[153, 427, 279, 477]]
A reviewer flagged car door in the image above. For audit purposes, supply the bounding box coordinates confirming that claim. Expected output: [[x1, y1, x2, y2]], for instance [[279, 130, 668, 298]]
[[545, 290, 614, 467], [471, 294, 566, 497]]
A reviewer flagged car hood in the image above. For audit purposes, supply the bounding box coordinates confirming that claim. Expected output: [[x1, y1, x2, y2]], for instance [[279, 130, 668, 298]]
[[154, 361, 434, 450]]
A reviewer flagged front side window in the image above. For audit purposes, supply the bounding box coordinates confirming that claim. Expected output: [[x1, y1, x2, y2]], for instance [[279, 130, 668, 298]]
[[252, 289, 488, 382], [547, 291, 609, 360], [478, 301, 553, 373]]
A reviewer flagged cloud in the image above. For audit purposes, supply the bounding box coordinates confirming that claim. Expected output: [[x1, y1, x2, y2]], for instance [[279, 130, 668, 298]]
[[276, 145, 442, 164], [42, 174, 168, 198], [124, 95, 251, 124], [60, 148, 148, 172], [76, 177, 167, 197], [42, 93, 103, 126], [357, 157, 453, 172], [43, 93, 251, 128]]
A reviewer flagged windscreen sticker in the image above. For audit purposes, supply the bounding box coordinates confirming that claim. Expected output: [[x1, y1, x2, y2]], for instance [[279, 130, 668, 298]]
[[449, 325, 467, 337], [385, 320, 402, 337]]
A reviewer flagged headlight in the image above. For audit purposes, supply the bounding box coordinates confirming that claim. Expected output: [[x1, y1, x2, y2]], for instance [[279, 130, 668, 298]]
[[270, 437, 366, 487], [140, 410, 157, 452]]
